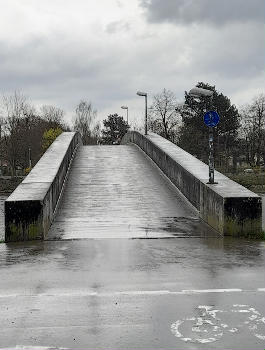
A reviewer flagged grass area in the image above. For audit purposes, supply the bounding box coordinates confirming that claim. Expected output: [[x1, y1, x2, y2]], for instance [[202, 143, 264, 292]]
[[215, 170, 264, 240], [251, 231, 265, 240], [223, 172, 265, 194], [0, 176, 24, 194]]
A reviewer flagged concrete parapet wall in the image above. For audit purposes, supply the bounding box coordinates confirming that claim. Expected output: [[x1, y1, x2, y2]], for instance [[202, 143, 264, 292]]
[[122, 131, 262, 236], [5, 132, 82, 242]]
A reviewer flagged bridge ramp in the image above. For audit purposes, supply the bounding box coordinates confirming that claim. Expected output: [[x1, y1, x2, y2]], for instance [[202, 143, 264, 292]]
[[47, 145, 218, 239]]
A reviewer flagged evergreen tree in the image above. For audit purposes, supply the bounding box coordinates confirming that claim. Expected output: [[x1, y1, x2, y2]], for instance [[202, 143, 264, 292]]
[[178, 82, 240, 167], [101, 114, 129, 145]]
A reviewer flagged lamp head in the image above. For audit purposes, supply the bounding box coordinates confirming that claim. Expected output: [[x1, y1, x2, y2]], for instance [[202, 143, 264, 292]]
[[121, 106, 128, 109], [189, 87, 213, 98], [137, 91, 147, 97]]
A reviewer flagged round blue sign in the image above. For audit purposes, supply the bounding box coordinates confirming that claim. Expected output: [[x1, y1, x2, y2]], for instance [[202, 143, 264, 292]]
[[203, 111, 220, 127]]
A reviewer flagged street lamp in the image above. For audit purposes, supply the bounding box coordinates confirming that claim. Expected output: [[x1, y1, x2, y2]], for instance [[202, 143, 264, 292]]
[[136, 91, 148, 135], [189, 87, 214, 98], [28, 147, 32, 168], [121, 106, 129, 124], [188, 87, 218, 184]]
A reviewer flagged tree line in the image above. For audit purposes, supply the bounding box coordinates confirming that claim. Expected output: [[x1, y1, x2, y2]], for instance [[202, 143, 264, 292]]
[[0, 84, 264, 176], [148, 83, 265, 171], [0, 92, 129, 176], [0, 92, 69, 176]]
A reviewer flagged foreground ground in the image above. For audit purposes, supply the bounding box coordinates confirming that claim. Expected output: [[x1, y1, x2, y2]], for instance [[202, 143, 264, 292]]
[[0, 238, 264, 350]]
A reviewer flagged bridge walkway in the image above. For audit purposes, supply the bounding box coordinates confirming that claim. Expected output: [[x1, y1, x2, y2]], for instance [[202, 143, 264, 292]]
[[47, 144, 217, 240]]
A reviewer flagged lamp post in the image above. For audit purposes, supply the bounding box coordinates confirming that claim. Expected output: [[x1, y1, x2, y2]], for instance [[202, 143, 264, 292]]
[[28, 147, 32, 169], [188, 87, 218, 184], [136, 91, 148, 135], [121, 106, 129, 124], [113, 130, 119, 145]]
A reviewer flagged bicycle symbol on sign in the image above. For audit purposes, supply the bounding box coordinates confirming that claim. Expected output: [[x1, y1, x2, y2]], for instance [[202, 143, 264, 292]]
[[171, 304, 265, 344]]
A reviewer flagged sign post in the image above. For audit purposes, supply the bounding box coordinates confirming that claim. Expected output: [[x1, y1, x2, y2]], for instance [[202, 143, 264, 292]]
[[203, 111, 220, 184]]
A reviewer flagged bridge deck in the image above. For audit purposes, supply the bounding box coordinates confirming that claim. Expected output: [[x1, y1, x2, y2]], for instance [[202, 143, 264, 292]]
[[48, 145, 217, 240]]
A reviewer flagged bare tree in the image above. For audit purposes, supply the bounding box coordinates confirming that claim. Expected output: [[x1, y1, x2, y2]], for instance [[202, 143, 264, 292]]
[[149, 88, 181, 141], [0, 93, 70, 176], [91, 122, 101, 144], [0, 92, 30, 175], [73, 101, 97, 145], [0, 116, 4, 174], [40, 105, 64, 126], [240, 94, 265, 166]]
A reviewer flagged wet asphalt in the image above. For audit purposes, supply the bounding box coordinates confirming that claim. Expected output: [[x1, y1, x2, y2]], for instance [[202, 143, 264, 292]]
[[0, 145, 264, 350]]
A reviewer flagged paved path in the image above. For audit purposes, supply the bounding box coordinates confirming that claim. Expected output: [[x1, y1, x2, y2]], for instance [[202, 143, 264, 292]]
[[48, 145, 216, 240]]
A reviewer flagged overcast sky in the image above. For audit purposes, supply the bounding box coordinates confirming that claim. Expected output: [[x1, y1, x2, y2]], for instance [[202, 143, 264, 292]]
[[0, 0, 264, 126]]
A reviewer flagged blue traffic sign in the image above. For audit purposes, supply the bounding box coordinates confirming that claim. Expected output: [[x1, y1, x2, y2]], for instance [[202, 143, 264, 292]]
[[203, 111, 220, 127]]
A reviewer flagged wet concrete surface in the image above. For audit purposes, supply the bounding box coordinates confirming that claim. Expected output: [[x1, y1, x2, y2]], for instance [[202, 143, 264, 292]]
[[0, 146, 265, 349], [0, 238, 265, 349], [48, 145, 218, 240]]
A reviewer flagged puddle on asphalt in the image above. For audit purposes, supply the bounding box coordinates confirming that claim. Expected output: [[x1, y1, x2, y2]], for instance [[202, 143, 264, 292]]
[[142, 216, 220, 238]]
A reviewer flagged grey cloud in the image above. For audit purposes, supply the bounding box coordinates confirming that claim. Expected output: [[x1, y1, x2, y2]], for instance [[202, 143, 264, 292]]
[[187, 23, 264, 79], [0, 35, 137, 116], [116, 0, 123, 8], [139, 0, 264, 25], [105, 21, 130, 34], [0, 8, 263, 125]]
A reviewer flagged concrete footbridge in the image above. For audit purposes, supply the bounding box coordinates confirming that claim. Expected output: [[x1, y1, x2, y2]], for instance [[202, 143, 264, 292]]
[[2, 132, 265, 350], [5, 131, 262, 241]]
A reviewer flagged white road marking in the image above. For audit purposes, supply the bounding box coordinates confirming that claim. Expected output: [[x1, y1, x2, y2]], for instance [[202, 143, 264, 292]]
[[171, 304, 265, 344], [116, 290, 170, 295], [180, 288, 243, 294], [0, 347, 68, 350], [0, 288, 264, 299]]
